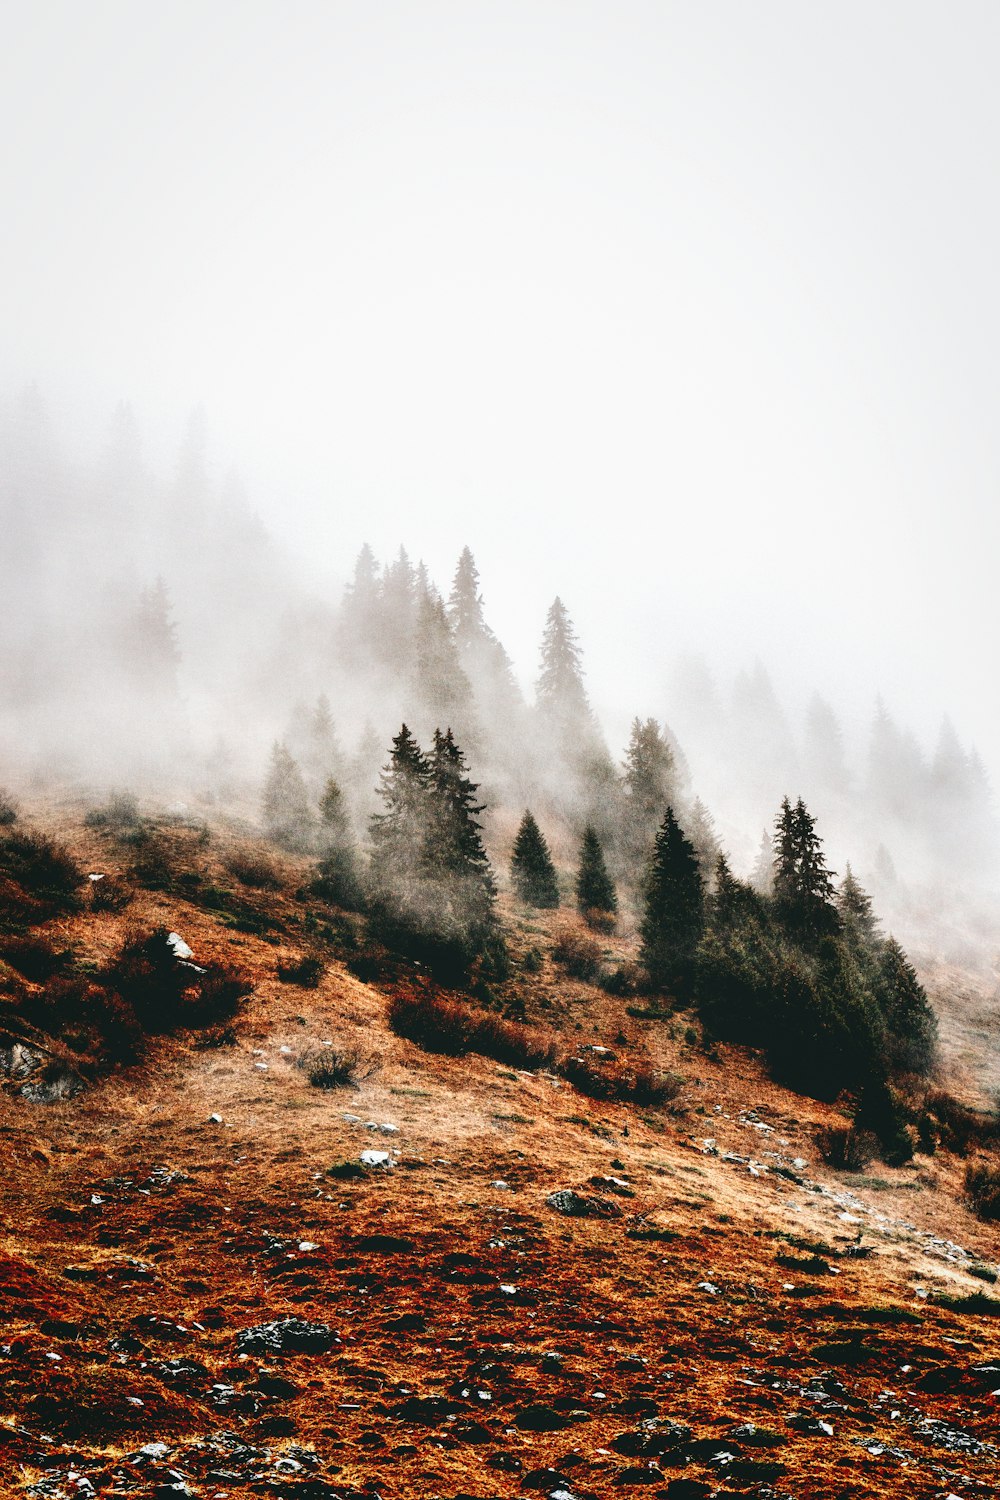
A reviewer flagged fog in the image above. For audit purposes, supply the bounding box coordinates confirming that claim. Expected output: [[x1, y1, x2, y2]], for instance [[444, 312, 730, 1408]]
[[2, 3, 999, 964]]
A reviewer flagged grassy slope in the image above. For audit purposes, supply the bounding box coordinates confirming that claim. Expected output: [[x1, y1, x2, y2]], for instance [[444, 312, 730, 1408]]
[[0, 794, 998, 1500]]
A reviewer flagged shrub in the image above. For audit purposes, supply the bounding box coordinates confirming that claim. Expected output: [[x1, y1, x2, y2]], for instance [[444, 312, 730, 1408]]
[[225, 848, 283, 890], [26, 975, 143, 1067], [0, 829, 82, 915], [129, 835, 176, 892], [0, 932, 71, 982], [0, 789, 18, 826], [107, 927, 249, 1033], [83, 791, 142, 833], [818, 1125, 879, 1172], [966, 1159, 1000, 1221], [551, 926, 603, 981], [388, 988, 557, 1071], [521, 945, 543, 974], [924, 1090, 999, 1155], [560, 1050, 682, 1106], [277, 954, 325, 988], [298, 1045, 377, 1090], [599, 962, 642, 997], [582, 907, 617, 934], [90, 875, 134, 913]]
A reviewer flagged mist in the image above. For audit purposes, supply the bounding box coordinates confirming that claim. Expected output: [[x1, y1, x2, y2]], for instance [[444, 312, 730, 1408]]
[[3, 3, 1000, 974]]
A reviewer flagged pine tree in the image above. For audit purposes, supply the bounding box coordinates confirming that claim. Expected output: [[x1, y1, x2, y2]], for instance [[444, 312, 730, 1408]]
[[640, 807, 705, 989], [412, 593, 474, 734], [687, 797, 722, 886], [262, 742, 314, 851], [772, 796, 838, 943], [340, 543, 380, 659], [510, 811, 560, 908], [448, 546, 487, 650], [536, 597, 594, 738], [751, 828, 775, 895], [711, 852, 744, 928], [576, 825, 617, 919], [836, 864, 881, 948], [619, 718, 677, 875], [126, 577, 181, 697], [314, 776, 361, 908], [369, 724, 432, 894], [428, 727, 496, 918], [880, 937, 938, 1076]]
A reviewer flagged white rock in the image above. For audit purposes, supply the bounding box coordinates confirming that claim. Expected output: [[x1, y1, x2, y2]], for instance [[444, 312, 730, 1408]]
[[208, 1113, 223, 1124], [166, 932, 193, 960], [360, 1149, 392, 1167], [298, 1241, 318, 1252], [88, 872, 105, 882], [254, 1062, 268, 1071]]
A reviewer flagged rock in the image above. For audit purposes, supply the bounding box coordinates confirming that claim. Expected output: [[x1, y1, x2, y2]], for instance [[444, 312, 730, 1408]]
[[359, 1149, 393, 1168], [546, 1189, 622, 1219], [514, 1403, 571, 1432], [255, 1373, 299, 1399], [208, 1113, 223, 1124], [21, 1067, 84, 1103], [166, 932, 194, 960], [236, 1318, 339, 1356]]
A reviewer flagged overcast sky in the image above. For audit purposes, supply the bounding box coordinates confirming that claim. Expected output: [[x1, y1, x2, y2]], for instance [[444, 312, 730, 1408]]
[[2, 2, 998, 771]]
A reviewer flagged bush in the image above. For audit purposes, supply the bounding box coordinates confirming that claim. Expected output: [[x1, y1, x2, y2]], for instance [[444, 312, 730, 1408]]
[[924, 1090, 999, 1155], [561, 1049, 682, 1106], [818, 1125, 879, 1172], [598, 962, 642, 997], [582, 907, 617, 934], [298, 1045, 377, 1090], [0, 829, 82, 916], [225, 847, 283, 890], [0, 932, 71, 982], [107, 927, 249, 1033], [966, 1159, 1000, 1221], [521, 945, 543, 974], [551, 927, 603, 981], [90, 875, 134, 913], [0, 789, 18, 826], [388, 988, 557, 1071], [84, 791, 142, 833], [277, 954, 325, 988], [24, 975, 143, 1067], [129, 835, 176, 892]]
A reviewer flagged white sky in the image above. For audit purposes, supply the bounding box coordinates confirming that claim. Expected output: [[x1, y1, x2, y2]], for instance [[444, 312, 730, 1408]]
[[2, 2, 999, 772]]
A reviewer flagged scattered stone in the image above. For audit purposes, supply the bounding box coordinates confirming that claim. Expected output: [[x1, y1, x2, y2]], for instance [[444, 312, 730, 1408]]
[[236, 1318, 339, 1356], [546, 1189, 622, 1219]]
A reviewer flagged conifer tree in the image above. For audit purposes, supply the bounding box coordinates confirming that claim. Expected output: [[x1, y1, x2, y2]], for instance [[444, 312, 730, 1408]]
[[880, 937, 938, 1076], [772, 796, 838, 943], [751, 828, 775, 895], [711, 852, 744, 928], [428, 727, 496, 924], [619, 717, 677, 874], [640, 807, 705, 988], [262, 742, 314, 851], [836, 864, 881, 948], [536, 597, 594, 738], [340, 543, 380, 660], [413, 593, 474, 734], [576, 825, 617, 919], [687, 798, 722, 885], [510, 810, 560, 908], [314, 776, 361, 908], [369, 724, 432, 893], [448, 545, 487, 650]]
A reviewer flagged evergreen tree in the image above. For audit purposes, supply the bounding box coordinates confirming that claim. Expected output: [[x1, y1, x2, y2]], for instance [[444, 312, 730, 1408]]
[[880, 937, 938, 1076], [448, 545, 488, 650], [803, 693, 850, 798], [412, 593, 474, 735], [772, 796, 838, 943], [510, 810, 560, 908], [340, 543, 380, 659], [711, 852, 749, 928], [640, 807, 705, 989], [369, 723, 432, 894], [576, 825, 617, 918], [125, 577, 181, 698], [619, 717, 677, 874], [536, 597, 594, 738], [687, 797, 722, 886], [428, 727, 496, 923], [837, 864, 881, 948], [262, 742, 314, 851], [314, 776, 361, 908], [751, 828, 775, 895]]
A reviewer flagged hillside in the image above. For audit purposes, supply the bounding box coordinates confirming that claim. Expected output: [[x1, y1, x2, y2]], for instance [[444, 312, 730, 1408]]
[[0, 795, 998, 1500]]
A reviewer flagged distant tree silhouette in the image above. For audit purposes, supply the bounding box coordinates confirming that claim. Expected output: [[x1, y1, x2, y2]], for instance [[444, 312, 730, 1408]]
[[413, 593, 474, 735], [510, 811, 560, 908], [641, 807, 705, 989], [576, 825, 617, 920], [751, 828, 775, 895], [536, 597, 594, 739], [314, 776, 361, 908], [619, 717, 677, 875], [687, 798, 722, 886], [836, 864, 881, 948], [880, 936, 938, 1076], [262, 742, 314, 851]]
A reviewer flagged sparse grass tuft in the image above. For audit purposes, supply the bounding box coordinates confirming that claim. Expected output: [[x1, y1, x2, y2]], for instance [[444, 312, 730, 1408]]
[[298, 1044, 377, 1090], [83, 791, 143, 834], [818, 1124, 879, 1172]]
